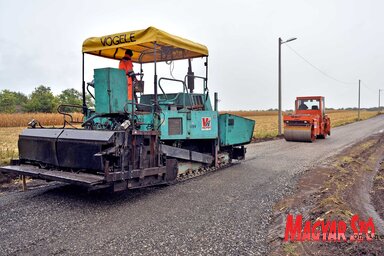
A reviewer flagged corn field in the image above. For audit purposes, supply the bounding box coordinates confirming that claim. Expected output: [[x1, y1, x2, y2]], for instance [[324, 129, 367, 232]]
[[0, 113, 84, 127], [0, 110, 380, 165]]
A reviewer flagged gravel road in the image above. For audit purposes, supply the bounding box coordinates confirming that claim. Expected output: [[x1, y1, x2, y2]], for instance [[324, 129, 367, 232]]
[[0, 115, 383, 255]]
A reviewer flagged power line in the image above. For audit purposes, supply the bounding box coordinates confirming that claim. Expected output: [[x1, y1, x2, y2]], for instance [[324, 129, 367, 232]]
[[361, 82, 377, 94], [285, 44, 356, 86]]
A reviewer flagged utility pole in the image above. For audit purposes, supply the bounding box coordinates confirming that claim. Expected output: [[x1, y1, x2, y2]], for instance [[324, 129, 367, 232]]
[[278, 37, 297, 136], [379, 89, 382, 113], [358, 80, 361, 120], [278, 38, 282, 136]]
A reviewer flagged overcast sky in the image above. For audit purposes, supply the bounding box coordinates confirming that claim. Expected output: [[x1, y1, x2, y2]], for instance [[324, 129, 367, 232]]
[[0, 0, 383, 110]]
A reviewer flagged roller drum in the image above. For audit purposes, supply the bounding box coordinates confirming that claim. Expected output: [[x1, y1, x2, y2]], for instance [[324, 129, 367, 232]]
[[284, 127, 313, 142]]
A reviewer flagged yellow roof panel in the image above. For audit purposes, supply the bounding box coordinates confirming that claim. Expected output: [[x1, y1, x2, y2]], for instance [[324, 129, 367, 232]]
[[82, 27, 208, 63]]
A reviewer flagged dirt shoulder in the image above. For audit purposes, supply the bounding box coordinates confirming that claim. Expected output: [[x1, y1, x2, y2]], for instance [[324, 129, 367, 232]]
[[268, 133, 384, 256], [371, 160, 384, 226]]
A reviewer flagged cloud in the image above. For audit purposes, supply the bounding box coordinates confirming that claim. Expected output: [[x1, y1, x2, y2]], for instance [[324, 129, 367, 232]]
[[0, 0, 383, 109]]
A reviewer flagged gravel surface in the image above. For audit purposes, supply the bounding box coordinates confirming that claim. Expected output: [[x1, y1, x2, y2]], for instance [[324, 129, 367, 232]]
[[0, 115, 383, 255]]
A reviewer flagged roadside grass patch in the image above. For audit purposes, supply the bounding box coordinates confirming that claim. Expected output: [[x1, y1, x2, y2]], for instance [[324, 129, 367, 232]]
[[282, 243, 299, 256]]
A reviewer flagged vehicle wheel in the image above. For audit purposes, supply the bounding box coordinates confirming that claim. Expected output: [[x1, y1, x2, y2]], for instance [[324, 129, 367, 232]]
[[311, 126, 316, 142], [318, 134, 326, 139]]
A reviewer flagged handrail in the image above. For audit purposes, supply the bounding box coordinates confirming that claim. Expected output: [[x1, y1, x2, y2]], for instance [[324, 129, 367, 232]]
[[158, 77, 188, 107], [57, 104, 83, 128], [184, 74, 208, 109], [86, 82, 95, 100], [123, 101, 153, 114]]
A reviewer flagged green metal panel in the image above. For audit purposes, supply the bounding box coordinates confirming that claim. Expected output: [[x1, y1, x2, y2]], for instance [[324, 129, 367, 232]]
[[138, 113, 154, 131], [203, 96, 213, 111], [189, 111, 218, 139], [140, 93, 213, 111], [160, 110, 218, 140], [219, 114, 255, 146], [94, 68, 127, 114], [160, 111, 188, 140]]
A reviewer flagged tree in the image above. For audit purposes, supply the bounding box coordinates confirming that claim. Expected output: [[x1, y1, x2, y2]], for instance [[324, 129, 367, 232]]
[[86, 94, 95, 108], [13, 92, 28, 109], [0, 90, 29, 113], [24, 85, 57, 113], [0, 90, 17, 113], [57, 88, 83, 112], [57, 88, 95, 111], [58, 88, 82, 105]]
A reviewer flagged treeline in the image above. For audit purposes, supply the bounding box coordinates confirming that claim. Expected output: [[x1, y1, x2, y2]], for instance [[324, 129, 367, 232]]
[[0, 86, 93, 113]]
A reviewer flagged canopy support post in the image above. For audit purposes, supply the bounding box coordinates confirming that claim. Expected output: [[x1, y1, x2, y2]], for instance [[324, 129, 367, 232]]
[[154, 42, 158, 110], [205, 56, 208, 84], [204, 56, 209, 110], [82, 53, 87, 114]]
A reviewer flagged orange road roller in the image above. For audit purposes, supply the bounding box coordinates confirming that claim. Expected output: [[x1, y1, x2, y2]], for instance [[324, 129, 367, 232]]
[[283, 96, 331, 142]]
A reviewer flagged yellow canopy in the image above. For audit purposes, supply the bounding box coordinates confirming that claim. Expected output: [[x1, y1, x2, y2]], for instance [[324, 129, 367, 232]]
[[82, 26, 208, 63]]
